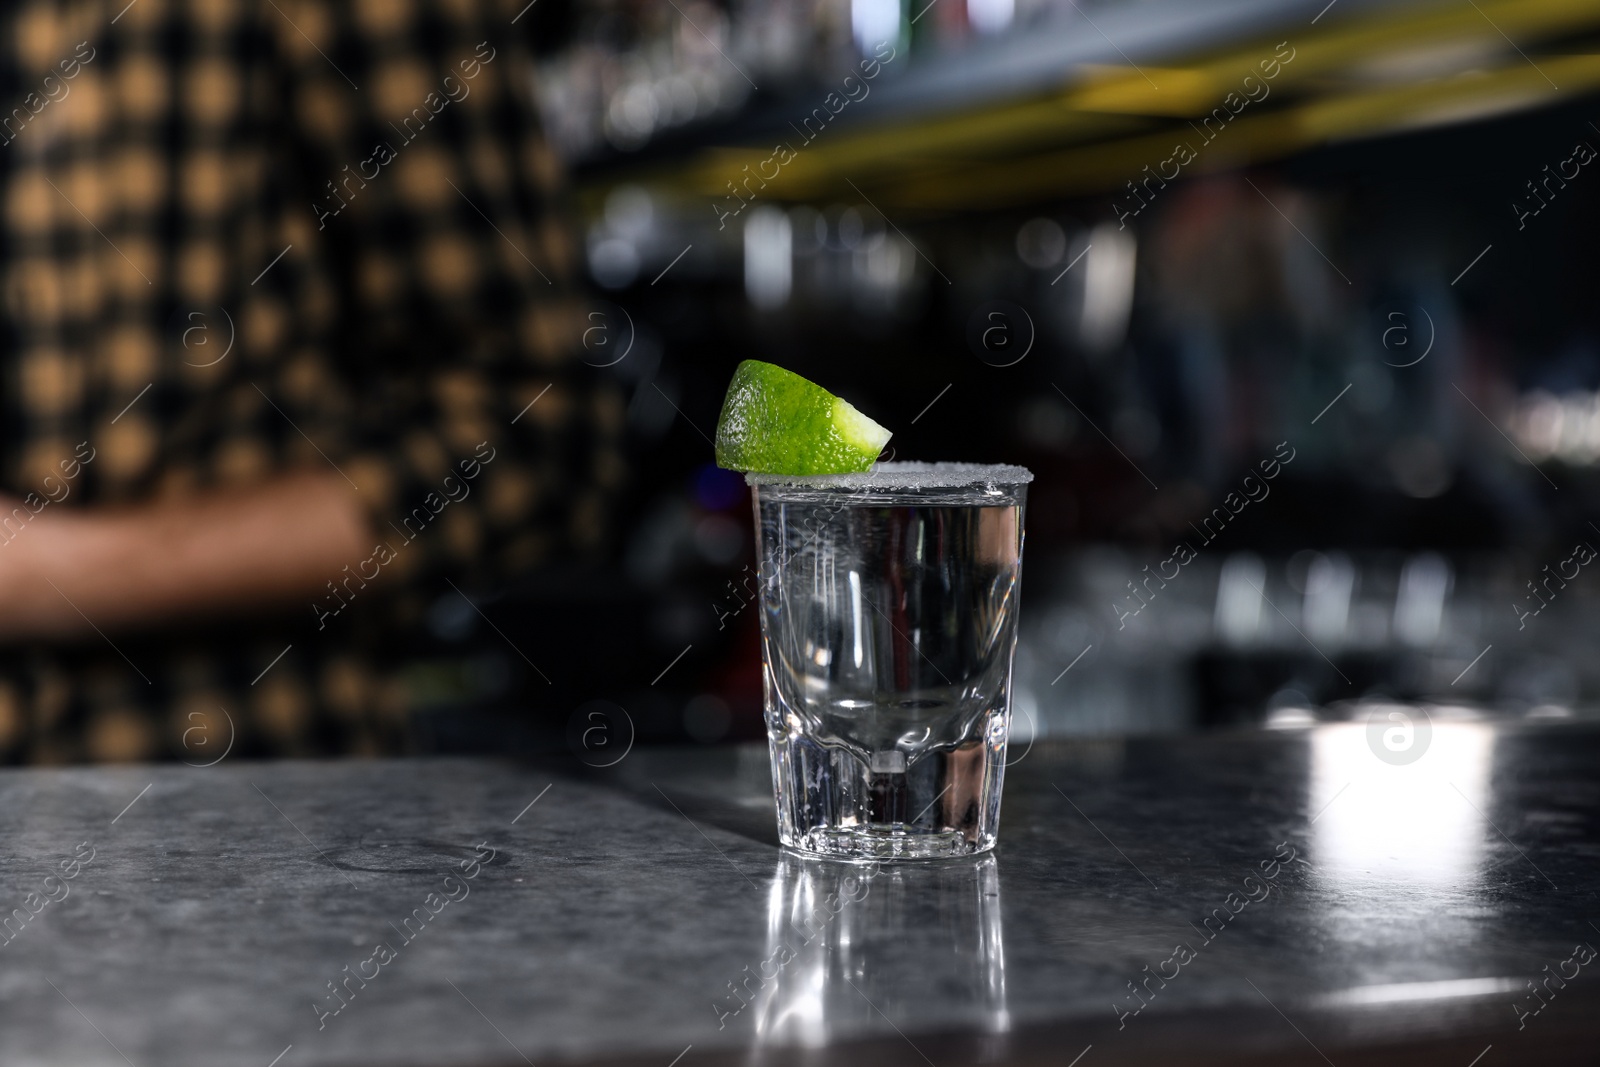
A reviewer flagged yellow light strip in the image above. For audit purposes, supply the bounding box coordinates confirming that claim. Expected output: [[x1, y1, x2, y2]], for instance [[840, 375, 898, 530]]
[[578, 0, 1600, 213]]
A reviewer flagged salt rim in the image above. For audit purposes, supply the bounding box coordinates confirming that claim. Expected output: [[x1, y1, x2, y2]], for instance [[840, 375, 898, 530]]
[[744, 460, 1033, 489]]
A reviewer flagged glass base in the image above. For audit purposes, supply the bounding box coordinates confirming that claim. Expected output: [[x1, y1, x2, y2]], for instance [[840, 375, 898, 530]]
[[786, 824, 993, 861], [768, 728, 1007, 863]]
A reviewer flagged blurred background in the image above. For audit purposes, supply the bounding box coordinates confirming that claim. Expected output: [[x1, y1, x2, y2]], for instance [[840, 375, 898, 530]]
[[424, 0, 1600, 756]]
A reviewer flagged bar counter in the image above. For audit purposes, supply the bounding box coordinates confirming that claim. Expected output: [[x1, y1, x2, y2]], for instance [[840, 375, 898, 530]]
[[3, 719, 1598, 1066]]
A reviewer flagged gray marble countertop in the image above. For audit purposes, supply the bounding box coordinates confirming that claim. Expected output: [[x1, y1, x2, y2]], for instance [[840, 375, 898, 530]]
[[2, 721, 1598, 1066]]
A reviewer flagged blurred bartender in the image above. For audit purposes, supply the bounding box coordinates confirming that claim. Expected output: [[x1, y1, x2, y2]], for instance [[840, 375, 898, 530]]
[[0, 0, 623, 762]]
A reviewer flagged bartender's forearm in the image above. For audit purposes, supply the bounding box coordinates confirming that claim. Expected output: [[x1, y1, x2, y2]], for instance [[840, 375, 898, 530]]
[[2, 472, 372, 639]]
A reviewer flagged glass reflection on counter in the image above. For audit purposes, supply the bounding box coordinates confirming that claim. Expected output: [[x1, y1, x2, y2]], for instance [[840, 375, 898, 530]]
[[741, 854, 1008, 1049]]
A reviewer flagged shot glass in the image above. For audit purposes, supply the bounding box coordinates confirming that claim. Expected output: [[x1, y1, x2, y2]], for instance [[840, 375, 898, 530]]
[[748, 462, 1031, 860]]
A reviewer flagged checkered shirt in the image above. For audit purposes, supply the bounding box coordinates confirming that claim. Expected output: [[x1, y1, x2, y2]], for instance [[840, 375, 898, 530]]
[[0, 0, 623, 762]]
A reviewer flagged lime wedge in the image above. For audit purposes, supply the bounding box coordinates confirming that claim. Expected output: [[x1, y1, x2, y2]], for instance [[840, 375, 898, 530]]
[[714, 360, 891, 475]]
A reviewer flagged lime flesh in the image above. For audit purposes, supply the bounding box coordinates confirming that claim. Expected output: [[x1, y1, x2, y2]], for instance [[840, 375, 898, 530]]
[[714, 360, 892, 475]]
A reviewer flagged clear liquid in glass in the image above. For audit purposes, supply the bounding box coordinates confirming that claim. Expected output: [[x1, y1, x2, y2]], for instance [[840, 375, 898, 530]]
[[752, 465, 1028, 860]]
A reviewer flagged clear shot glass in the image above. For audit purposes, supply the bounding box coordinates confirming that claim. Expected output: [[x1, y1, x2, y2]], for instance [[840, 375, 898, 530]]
[[748, 463, 1031, 860]]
